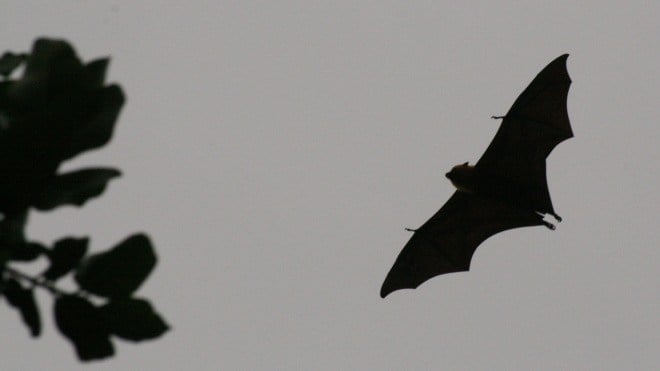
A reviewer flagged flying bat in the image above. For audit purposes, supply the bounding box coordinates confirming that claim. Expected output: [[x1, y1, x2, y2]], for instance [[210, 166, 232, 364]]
[[380, 54, 573, 298]]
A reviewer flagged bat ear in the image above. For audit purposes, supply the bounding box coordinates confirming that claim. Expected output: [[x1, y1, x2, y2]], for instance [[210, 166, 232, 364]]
[[463, 161, 469, 166]]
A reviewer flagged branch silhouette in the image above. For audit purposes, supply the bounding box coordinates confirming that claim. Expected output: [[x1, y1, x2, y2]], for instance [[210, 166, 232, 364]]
[[0, 38, 168, 362]]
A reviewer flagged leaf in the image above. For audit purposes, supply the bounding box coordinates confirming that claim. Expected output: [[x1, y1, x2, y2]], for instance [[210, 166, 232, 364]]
[[0, 248, 7, 270], [0, 211, 27, 246], [82, 58, 109, 89], [75, 234, 156, 298], [33, 167, 121, 210], [100, 298, 169, 341], [42, 237, 88, 280], [0, 52, 26, 77], [2, 38, 124, 166], [54, 295, 114, 361], [3, 278, 41, 337], [8, 242, 46, 262], [6, 38, 81, 108], [62, 84, 125, 160], [0, 212, 45, 262]]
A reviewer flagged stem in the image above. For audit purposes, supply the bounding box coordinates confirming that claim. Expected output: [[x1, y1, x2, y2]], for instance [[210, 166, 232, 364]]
[[3, 265, 73, 297]]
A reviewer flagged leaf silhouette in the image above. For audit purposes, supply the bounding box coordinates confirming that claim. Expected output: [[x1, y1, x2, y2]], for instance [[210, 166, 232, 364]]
[[75, 234, 156, 298], [6, 38, 80, 108], [3, 278, 41, 337], [0, 39, 125, 213], [42, 237, 88, 280], [8, 242, 45, 262], [0, 38, 167, 361], [0, 212, 44, 261], [33, 168, 121, 210], [101, 298, 169, 341], [60, 84, 125, 161], [54, 295, 114, 361], [0, 211, 27, 246], [0, 52, 26, 77], [81, 58, 109, 89], [0, 247, 7, 268]]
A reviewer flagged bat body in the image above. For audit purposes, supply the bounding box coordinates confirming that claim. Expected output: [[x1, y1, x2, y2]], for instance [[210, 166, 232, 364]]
[[381, 55, 573, 298]]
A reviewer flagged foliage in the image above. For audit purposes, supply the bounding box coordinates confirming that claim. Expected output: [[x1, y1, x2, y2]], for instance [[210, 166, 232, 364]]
[[0, 38, 168, 362]]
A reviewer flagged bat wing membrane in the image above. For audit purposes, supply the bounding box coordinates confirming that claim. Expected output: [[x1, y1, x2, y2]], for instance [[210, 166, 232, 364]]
[[475, 54, 572, 215], [380, 192, 544, 298]]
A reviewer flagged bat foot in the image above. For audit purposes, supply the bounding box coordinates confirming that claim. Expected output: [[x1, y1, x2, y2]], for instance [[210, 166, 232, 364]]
[[490, 115, 505, 120], [404, 228, 417, 232], [542, 220, 556, 230], [549, 212, 563, 222]]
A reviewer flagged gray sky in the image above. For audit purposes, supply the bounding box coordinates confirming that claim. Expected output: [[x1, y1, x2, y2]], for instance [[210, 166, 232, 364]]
[[2, 2, 658, 370]]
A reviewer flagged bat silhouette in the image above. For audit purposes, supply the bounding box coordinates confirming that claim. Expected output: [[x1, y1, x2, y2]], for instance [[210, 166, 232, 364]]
[[381, 55, 573, 298]]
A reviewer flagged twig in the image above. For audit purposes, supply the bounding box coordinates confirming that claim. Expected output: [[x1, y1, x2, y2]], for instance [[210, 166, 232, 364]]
[[3, 266, 72, 296]]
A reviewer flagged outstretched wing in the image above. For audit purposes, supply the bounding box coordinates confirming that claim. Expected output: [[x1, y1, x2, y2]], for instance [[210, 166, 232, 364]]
[[476, 54, 573, 215], [380, 192, 544, 298]]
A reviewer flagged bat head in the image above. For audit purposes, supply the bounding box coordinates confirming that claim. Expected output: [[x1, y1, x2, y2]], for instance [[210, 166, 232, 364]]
[[446, 162, 475, 193]]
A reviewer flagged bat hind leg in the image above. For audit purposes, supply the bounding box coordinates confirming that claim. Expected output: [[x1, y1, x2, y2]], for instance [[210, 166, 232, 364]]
[[404, 227, 417, 232], [542, 220, 556, 230], [549, 212, 562, 222]]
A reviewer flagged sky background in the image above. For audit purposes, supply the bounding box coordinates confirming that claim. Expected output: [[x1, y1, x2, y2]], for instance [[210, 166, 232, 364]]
[[2, 1, 658, 370]]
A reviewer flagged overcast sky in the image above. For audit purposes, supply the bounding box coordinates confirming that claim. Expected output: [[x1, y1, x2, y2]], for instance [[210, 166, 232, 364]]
[[2, 2, 658, 370]]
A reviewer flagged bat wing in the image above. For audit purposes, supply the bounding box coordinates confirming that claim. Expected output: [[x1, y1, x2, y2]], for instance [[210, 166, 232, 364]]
[[380, 191, 544, 298], [475, 54, 573, 215]]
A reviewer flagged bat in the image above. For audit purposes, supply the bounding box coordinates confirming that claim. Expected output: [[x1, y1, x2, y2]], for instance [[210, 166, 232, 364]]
[[380, 54, 573, 298]]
